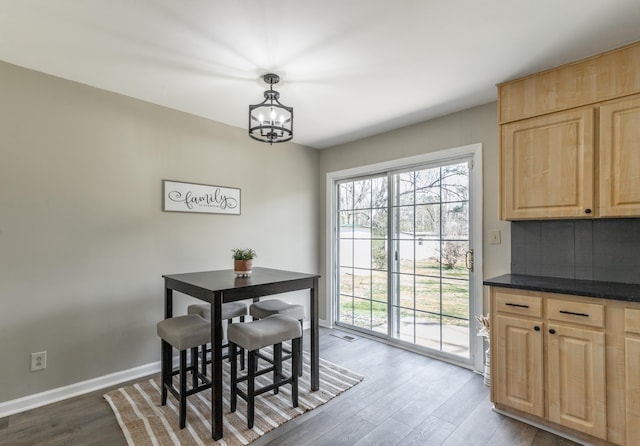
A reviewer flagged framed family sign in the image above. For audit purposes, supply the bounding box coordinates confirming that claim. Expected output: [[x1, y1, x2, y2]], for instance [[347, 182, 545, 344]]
[[163, 180, 241, 215]]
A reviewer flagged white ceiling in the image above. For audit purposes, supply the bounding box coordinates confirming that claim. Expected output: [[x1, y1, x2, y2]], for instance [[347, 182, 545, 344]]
[[1, 1, 640, 149]]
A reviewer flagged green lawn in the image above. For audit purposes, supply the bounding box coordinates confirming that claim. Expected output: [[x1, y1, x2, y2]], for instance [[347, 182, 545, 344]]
[[339, 259, 469, 329]]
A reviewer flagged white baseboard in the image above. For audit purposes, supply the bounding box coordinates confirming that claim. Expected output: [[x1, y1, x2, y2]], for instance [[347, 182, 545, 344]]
[[0, 361, 161, 418], [1, 322, 330, 419]]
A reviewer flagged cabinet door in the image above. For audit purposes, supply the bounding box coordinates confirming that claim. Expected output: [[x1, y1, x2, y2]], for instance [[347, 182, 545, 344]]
[[547, 324, 606, 439], [494, 314, 544, 417], [501, 108, 595, 220], [626, 337, 640, 445], [599, 95, 640, 217]]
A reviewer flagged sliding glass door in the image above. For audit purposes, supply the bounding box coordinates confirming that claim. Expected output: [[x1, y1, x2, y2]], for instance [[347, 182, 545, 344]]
[[336, 157, 475, 362]]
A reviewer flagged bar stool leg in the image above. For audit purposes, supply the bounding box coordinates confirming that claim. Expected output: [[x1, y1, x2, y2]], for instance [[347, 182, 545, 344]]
[[191, 347, 199, 388], [200, 344, 207, 378], [298, 320, 304, 377], [239, 316, 245, 370], [160, 340, 171, 405], [292, 337, 300, 408], [273, 343, 282, 395], [247, 351, 256, 429], [230, 340, 238, 413], [179, 350, 188, 429]]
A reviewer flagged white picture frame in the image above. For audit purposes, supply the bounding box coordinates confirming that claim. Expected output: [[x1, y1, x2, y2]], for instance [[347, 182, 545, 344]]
[[163, 180, 241, 215]]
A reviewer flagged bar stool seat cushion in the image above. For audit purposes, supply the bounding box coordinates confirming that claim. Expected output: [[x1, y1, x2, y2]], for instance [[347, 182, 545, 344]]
[[250, 300, 305, 320], [188, 302, 247, 321], [228, 314, 302, 352], [157, 315, 210, 351]]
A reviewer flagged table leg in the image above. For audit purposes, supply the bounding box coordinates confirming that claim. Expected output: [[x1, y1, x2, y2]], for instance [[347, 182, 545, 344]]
[[211, 292, 224, 440], [310, 277, 319, 391]]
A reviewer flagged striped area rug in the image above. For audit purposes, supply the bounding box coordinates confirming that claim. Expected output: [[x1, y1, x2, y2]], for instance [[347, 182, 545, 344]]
[[104, 352, 363, 446]]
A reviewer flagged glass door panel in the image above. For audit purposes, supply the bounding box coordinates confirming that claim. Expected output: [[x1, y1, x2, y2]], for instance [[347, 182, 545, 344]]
[[336, 159, 472, 362]]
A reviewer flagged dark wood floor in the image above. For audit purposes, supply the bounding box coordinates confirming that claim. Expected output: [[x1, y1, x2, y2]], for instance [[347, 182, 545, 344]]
[[0, 328, 581, 446]]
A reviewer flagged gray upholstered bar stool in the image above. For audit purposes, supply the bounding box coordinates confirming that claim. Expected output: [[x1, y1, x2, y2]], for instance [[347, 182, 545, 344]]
[[156, 314, 211, 429], [227, 314, 302, 429], [249, 299, 305, 376], [188, 301, 248, 371]]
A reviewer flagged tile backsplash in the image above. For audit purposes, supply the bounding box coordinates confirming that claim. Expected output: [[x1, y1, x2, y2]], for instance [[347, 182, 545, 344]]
[[511, 219, 640, 283]]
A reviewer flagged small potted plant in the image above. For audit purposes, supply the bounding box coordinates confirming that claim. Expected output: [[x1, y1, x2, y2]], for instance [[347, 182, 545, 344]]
[[232, 248, 256, 277]]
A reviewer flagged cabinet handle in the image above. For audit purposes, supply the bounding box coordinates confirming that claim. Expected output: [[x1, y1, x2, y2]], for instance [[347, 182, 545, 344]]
[[549, 328, 556, 334], [559, 310, 589, 318], [505, 303, 529, 309], [585, 208, 592, 214], [534, 326, 541, 331]]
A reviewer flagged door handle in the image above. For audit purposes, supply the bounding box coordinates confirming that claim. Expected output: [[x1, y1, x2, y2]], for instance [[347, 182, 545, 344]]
[[465, 249, 474, 272]]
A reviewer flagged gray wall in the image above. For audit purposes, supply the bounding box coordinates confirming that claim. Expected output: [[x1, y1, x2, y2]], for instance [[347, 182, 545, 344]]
[[0, 61, 319, 403], [317, 102, 510, 321]]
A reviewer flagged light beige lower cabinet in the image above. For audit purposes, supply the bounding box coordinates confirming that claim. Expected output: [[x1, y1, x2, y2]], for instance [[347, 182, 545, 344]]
[[625, 309, 640, 444], [491, 287, 640, 446]]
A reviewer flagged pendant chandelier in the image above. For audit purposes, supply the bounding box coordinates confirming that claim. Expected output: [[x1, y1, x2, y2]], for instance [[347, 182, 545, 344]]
[[248, 73, 293, 144]]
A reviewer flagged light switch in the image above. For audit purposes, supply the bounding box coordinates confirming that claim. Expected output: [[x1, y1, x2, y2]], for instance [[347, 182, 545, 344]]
[[490, 229, 501, 245]]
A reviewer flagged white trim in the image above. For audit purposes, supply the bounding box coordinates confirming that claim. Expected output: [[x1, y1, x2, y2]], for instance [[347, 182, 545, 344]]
[[0, 318, 330, 419], [0, 361, 160, 418], [325, 143, 484, 372]]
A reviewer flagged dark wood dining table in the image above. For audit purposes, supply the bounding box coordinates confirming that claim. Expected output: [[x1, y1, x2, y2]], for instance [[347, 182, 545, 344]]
[[162, 267, 320, 440]]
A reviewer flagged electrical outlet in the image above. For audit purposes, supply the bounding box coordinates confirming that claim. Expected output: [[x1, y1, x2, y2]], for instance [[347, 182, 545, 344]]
[[31, 351, 47, 372]]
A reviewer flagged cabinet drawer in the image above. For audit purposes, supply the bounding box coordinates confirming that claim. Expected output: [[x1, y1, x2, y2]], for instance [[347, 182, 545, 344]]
[[626, 308, 640, 334], [494, 289, 542, 318], [547, 299, 604, 328]]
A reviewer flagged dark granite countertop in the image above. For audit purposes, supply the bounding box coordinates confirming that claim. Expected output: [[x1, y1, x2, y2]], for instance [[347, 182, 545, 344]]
[[484, 274, 640, 302]]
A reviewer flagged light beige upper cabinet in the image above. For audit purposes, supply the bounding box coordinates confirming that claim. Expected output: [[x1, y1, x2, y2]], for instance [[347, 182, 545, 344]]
[[599, 95, 640, 217], [501, 108, 595, 220], [498, 41, 640, 221]]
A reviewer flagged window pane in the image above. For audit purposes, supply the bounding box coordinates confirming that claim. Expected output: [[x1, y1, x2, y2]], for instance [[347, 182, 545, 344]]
[[395, 205, 414, 234], [415, 204, 440, 236], [352, 272, 371, 299], [441, 316, 469, 356], [441, 163, 469, 203], [372, 208, 387, 238], [339, 183, 353, 210], [353, 297, 372, 329], [372, 239, 387, 271], [372, 301, 388, 334], [353, 210, 371, 238], [353, 179, 371, 209], [396, 307, 415, 343], [397, 240, 414, 274], [339, 267, 354, 295], [415, 168, 441, 204], [372, 270, 387, 303], [415, 311, 441, 350], [415, 275, 441, 314], [398, 274, 414, 309], [442, 278, 469, 319], [372, 177, 388, 208], [339, 239, 353, 267], [442, 202, 468, 239], [397, 172, 414, 206], [339, 296, 353, 325], [353, 239, 371, 269]]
